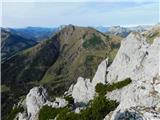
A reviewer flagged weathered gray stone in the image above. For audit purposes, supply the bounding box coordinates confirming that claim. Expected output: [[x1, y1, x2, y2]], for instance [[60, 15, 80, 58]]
[[105, 32, 160, 120]]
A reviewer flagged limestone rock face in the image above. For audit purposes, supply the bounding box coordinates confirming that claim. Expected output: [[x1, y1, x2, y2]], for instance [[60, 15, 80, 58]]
[[26, 86, 48, 120], [15, 87, 68, 120], [92, 58, 108, 86], [14, 87, 48, 120], [105, 32, 160, 119], [15, 87, 48, 120], [70, 59, 108, 104], [71, 77, 94, 104], [107, 33, 148, 82]]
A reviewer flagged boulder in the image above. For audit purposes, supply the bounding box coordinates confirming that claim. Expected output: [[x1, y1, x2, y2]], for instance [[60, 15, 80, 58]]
[[45, 98, 68, 108], [72, 77, 94, 104], [26, 86, 48, 120]]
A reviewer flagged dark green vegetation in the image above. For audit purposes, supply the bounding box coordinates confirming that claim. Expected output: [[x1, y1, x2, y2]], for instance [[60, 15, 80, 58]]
[[39, 96, 119, 120], [2, 25, 122, 120], [96, 78, 132, 96], [39, 105, 64, 120], [1, 85, 10, 93], [6, 106, 24, 120], [64, 95, 74, 106], [83, 34, 104, 49], [79, 96, 118, 120], [38, 78, 132, 120]]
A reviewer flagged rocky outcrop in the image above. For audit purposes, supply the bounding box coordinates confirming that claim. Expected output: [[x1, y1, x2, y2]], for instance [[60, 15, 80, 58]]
[[105, 33, 160, 119], [69, 59, 108, 104], [45, 98, 68, 108], [26, 87, 48, 120], [15, 87, 48, 120], [107, 33, 149, 82], [72, 77, 94, 104], [15, 86, 67, 120], [92, 58, 108, 86]]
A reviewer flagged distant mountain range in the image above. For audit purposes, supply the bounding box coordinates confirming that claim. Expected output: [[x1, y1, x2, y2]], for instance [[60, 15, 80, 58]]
[[95, 25, 152, 37], [1, 28, 37, 62], [6, 27, 58, 42], [1, 27, 60, 62]]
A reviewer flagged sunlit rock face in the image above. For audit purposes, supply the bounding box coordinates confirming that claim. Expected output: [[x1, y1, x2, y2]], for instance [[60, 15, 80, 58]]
[[92, 58, 108, 87], [105, 32, 160, 120], [26, 87, 48, 120], [70, 59, 108, 104], [107, 33, 149, 83], [14, 86, 48, 120], [71, 77, 94, 104], [15, 87, 68, 120]]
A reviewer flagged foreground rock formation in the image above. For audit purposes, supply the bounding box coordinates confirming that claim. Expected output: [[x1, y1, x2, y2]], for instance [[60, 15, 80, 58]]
[[26, 87, 48, 120], [15, 87, 68, 120], [105, 32, 160, 119]]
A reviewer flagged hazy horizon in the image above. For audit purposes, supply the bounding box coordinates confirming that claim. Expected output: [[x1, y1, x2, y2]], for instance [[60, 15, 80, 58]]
[[2, 23, 158, 29]]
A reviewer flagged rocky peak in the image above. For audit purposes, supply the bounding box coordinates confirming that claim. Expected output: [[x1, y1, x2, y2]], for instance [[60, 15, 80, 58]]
[[57, 24, 78, 37]]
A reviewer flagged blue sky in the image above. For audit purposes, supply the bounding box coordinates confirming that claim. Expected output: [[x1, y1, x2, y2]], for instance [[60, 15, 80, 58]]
[[2, 0, 159, 28]]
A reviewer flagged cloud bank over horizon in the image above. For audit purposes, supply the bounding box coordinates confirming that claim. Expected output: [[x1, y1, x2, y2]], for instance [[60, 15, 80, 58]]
[[2, 0, 159, 28]]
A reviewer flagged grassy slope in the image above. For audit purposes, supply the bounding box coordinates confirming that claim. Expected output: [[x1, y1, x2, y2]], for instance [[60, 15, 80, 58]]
[[41, 26, 122, 97]]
